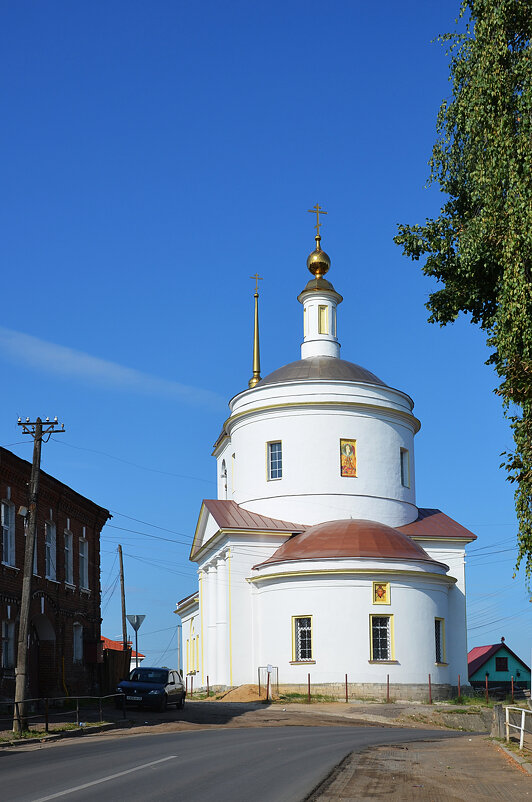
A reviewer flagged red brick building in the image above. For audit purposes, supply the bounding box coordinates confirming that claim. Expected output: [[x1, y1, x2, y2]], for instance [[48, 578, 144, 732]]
[[0, 447, 110, 700]]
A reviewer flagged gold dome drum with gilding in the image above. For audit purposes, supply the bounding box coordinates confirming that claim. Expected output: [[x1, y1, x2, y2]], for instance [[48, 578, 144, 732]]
[[306, 246, 331, 279]]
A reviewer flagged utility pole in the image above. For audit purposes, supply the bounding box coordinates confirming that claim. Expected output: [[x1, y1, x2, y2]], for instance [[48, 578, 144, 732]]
[[118, 545, 128, 651], [13, 417, 65, 734]]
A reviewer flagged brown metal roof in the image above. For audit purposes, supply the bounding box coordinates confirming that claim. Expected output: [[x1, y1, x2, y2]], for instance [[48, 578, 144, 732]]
[[202, 499, 305, 532], [255, 519, 446, 568], [257, 357, 386, 388], [398, 509, 477, 541]]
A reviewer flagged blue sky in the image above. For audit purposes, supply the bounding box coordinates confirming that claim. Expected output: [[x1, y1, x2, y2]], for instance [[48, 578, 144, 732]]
[[1, 0, 530, 672]]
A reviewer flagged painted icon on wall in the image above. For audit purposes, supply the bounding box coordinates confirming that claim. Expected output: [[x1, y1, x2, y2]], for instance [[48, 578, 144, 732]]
[[340, 439, 357, 477], [373, 581, 390, 605]]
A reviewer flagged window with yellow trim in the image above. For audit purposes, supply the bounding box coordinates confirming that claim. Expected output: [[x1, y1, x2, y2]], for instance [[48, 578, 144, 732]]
[[292, 616, 312, 661], [318, 305, 328, 334], [370, 615, 394, 661]]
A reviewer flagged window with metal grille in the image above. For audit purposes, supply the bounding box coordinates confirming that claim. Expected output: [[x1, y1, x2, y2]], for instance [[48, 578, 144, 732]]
[[294, 617, 312, 661], [496, 656, 508, 672], [268, 442, 282, 480], [1, 501, 15, 567], [435, 619, 443, 663], [371, 616, 391, 660]]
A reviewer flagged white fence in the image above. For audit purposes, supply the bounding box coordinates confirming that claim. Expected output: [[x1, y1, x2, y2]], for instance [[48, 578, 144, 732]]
[[505, 705, 532, 750]]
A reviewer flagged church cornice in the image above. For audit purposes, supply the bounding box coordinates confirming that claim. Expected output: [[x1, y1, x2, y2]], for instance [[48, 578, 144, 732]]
[[248, 568, 457, 585], [221, 398, 421, 438]]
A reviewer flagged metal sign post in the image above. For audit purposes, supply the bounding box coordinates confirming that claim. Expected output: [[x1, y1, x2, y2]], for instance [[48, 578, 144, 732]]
[[126, 614, 145, 668]]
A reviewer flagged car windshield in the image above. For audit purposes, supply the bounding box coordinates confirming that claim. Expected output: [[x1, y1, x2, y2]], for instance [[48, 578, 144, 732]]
[[130, 669, 168, 684]]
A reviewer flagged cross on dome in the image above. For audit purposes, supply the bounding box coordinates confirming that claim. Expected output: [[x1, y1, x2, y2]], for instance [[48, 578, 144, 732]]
[[307, 203, 327, 238]]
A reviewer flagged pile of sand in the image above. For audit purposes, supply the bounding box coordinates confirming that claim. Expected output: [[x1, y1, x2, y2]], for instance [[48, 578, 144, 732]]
[[212, 684, 267, 702]]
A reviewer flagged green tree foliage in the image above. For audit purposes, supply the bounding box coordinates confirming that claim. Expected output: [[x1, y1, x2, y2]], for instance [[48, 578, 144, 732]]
[[394, 1, 532, 577]]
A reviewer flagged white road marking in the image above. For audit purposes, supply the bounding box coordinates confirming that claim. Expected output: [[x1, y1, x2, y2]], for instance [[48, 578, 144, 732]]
[[32, 756, 177, 801]]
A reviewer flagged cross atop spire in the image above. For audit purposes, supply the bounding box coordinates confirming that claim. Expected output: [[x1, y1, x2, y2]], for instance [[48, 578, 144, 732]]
[[307, 204, 327, 237], [250, 273, 263, 294]]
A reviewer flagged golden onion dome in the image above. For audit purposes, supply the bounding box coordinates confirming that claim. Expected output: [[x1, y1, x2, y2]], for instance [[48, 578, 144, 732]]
[[306, 235, 331, 279]]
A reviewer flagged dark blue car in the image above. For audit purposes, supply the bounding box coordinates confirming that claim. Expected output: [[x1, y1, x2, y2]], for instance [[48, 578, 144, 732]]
[[116, 667, 186, 711]]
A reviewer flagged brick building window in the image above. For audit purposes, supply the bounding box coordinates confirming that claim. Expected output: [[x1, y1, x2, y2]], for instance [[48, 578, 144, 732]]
[[1, 620, 15, 668], [73, 623, 83, 663], [45, 521, 57, 580], [64, 531, 73, 584], [79, 538, 88, 589], [1, 500, 15, 567]]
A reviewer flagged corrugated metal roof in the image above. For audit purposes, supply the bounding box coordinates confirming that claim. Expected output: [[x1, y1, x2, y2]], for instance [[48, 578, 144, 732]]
[[398, 509, 477, 541], [202, 499, 305, 532], [101, 636, 144, 658], [468, 643, 530, 677]]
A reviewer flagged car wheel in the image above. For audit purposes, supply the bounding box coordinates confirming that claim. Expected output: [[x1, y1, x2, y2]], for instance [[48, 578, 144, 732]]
[[176, 695, 185, 710], [158, 694, 168, 712]]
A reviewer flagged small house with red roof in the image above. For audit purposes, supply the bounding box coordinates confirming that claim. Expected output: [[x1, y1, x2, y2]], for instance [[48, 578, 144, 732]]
[[468, 638, 530, 692], [101, 636, 145, 673]]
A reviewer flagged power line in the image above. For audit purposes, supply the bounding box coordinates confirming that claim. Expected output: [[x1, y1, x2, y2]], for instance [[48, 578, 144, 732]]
[[51, 437, 216, 486]]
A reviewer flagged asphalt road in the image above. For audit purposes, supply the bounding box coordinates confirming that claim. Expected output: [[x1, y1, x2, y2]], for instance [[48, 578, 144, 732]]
[[1, 726, 458, 802]]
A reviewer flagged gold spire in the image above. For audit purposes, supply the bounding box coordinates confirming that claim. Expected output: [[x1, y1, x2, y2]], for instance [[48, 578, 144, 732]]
[[306, 204, 331, 279], [248, 273, 262, 389]]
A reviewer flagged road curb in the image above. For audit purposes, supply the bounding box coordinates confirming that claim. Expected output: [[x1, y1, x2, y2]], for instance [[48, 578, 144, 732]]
[[495, 741, 532, 775], [0, 721, 123, 748]]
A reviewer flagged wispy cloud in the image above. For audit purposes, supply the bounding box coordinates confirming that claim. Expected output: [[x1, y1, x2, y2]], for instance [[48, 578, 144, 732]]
[[0, 327, 225, 409]]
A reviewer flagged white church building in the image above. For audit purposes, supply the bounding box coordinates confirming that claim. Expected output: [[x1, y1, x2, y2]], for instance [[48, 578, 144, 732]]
[[176, 215, 476, 699]]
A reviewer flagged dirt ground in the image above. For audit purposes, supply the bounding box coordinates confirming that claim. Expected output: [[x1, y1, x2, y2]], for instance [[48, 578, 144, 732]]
[[307, 735, 532, 801]]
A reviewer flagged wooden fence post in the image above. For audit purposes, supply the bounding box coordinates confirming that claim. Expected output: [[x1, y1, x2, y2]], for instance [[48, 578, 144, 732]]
[[307, 673, 311, 704], [428, 674, 432, 704], [345, 674, 348, 703], [387, 674, 390, 703]]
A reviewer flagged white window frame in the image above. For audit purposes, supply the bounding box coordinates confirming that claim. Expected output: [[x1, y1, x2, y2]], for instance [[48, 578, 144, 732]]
[[267, 441, 283, 480], [79, 538, 89, 589], [73, 622, 83, 663], [64, 530, 74, 585], [45, 521, 57, 580], [1, 500, 15, 567], [1, 620, 15, 668]]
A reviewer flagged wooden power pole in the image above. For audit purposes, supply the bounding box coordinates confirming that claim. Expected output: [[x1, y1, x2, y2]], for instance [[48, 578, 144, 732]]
[[118, 545, 128, 651], [13, 417, 65, 734]]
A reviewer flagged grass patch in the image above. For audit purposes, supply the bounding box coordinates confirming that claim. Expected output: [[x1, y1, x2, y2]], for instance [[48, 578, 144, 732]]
[[275, 692, 338, 704]]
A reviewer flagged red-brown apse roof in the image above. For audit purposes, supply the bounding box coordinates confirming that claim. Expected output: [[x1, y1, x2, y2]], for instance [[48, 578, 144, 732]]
[[255, 519, 446, 568]]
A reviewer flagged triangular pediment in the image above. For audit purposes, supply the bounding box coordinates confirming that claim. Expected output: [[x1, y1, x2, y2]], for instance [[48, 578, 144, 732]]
[[190, 500, 304, 561]]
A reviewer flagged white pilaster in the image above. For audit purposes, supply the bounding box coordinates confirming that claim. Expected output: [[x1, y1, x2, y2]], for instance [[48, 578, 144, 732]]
[[206, 563, 217, 685], [216, 554, 228, 685]]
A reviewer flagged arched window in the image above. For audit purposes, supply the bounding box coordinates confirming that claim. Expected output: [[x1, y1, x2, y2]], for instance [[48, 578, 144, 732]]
[[220, 460, 228, 499]]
